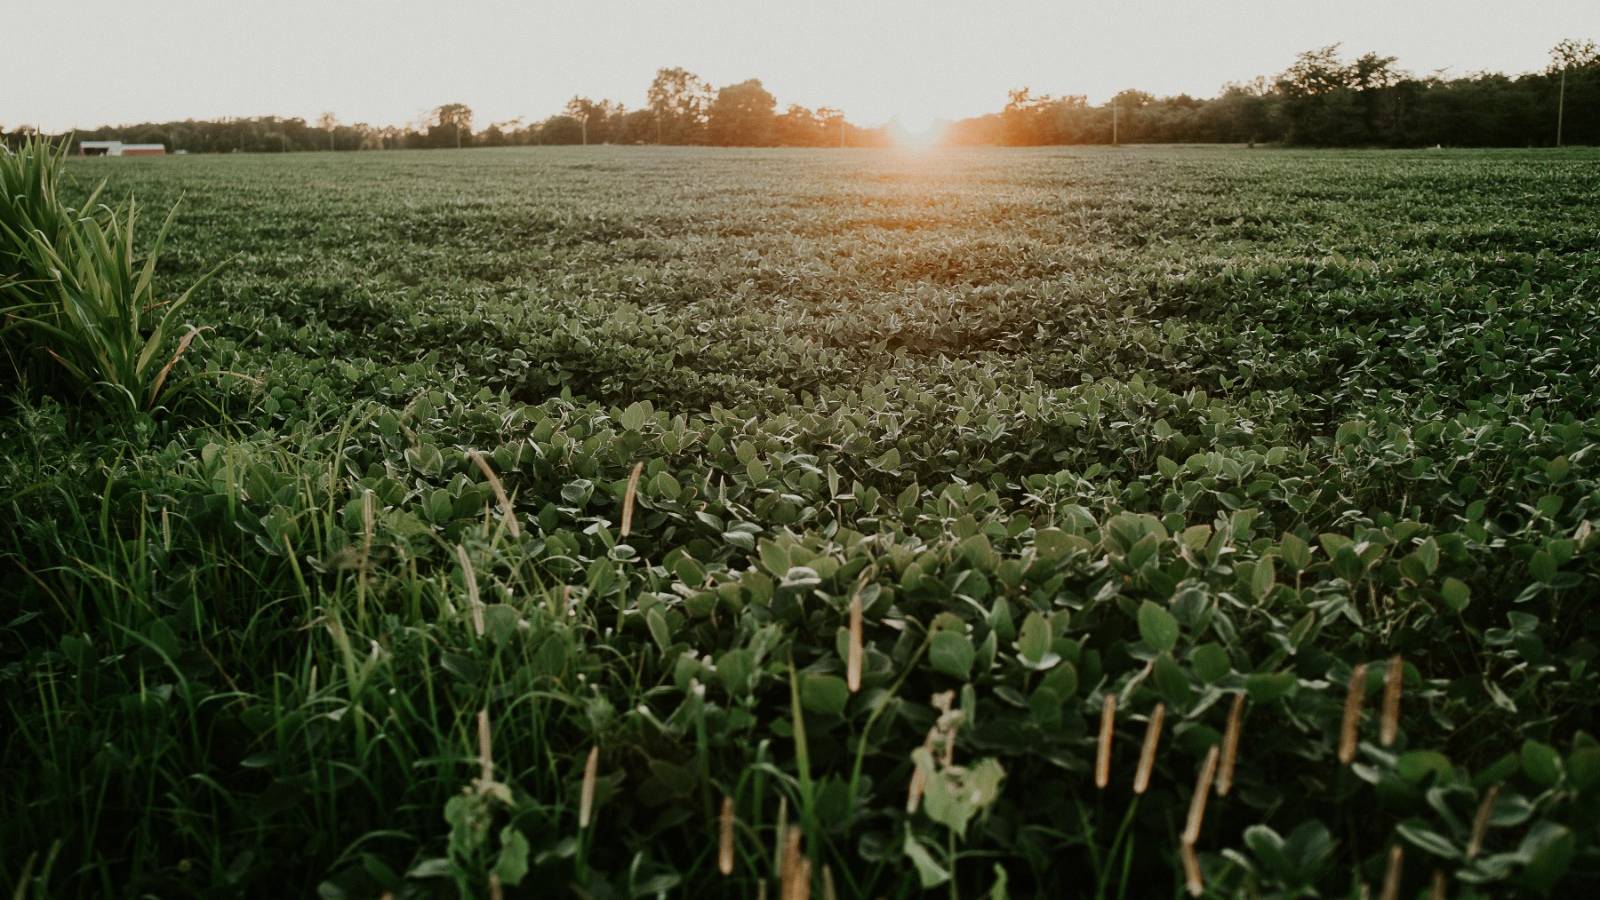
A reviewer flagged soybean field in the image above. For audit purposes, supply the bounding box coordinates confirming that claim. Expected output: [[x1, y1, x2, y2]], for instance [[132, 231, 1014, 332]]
[[4, 145, 1600, 898]]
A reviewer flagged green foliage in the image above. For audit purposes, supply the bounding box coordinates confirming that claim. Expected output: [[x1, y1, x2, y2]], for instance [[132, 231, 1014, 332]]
[[0, 136, 216, 410], [3, 146, 1600, 898]]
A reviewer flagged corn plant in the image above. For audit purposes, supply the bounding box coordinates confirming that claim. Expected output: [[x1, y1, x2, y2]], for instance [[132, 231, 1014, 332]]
[[1, 137, 98, 379], [0, 135, 215, 410]]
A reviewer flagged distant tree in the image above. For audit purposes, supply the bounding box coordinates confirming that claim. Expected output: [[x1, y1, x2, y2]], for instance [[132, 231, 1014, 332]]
[[1111, 89, 1155, 110], [707, 79, 777, 146], [316, 112, 338, 150], [615, 108, 657, 144], [1549, 38, 1599, 73], [999, 88, 1041, 144], [774, 104, 826, 146], [564, 97, 622, 144], [1547, 39, 1599, 145], [538, 115, 585, 145], [429, 103, 473, 148], [647, 67, 711, 144], [814, 107, 845, 146], [1276, 46, 1360, 143], [1209, 78, 1276, 143], [1278, 45, 1351, 96]]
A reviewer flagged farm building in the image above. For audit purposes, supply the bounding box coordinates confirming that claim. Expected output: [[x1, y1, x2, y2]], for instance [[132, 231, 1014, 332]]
[[78, 141, 166, 157]]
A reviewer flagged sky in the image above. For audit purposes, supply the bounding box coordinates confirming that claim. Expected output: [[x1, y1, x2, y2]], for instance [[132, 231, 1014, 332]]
[[7, 0, 1598, 133]]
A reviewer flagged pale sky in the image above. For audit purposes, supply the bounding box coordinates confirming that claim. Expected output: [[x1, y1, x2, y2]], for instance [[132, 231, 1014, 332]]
[[7, 0, 1597, 133]]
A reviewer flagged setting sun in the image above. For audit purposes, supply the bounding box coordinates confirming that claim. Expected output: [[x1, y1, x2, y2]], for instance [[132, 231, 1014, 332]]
[[889, 112, 947, 148]]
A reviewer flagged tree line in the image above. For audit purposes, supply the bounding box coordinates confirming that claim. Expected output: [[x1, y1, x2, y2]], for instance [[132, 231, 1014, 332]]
[[4, 42, 1594, 153], [2, 67, 888, 154], [947, 40, 1597, 147]]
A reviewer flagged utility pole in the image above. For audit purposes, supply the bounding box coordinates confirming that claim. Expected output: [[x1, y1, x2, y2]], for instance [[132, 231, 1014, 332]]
[[1112, 103, 1119, 146], [1557, 67, 1566, 147], [581, 114, 588, 146]]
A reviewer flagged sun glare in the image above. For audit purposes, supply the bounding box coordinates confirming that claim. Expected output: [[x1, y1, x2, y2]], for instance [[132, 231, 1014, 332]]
[[890, 113, 947, 149]]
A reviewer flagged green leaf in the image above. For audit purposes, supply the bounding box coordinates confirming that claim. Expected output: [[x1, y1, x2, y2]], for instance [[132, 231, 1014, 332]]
[[1518, 822, 1575, 896], [1034, 528, 1085, 561], [921, 753, 1005, 838], [1441, 577, 1471, 612], [1153, 653, 1193, 706], [1015, 612, 1058, 670], [1245, 671, 1298, 702], [651, 470, 681, 500], [1243, 825, 1293, 879], [1192, 643, 1231, 683], [903, 831, 950, 889], [873, 447, 901, 472], [1279, 532, 1312, 571], [930, 631, 976, 681], [1396, 750, 1452, 784], [619, 401, 647, 432], [406, 858, 452, 879], [1521, 740, 1563, 787], [645, 607, 672, 653], [800, 674, 848, 716], [1415, 537, 1439, 575], [1137, 601, 1179, 653], [1251, 556, 1276, 601], [1568, 747, 1600, 792], [717, 649, 754, 696], [494, 827, 530, 885], [1529, 551, 1557, 584], [1396, 820, 1460, 860]]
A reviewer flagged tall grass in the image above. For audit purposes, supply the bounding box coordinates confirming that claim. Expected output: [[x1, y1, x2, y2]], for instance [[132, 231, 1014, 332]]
[[0, 136, 215, 411]]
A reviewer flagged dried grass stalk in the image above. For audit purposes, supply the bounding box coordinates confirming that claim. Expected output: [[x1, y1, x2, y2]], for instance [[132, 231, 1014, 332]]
[[1179, 840, 1203, 897], [476, 708, 493, 783], [1380, 654, 1403, 747], [780, 827, 802, 899], [620, 461, 644, 537], [1218, 693, 1246, 796], [1134, 703, 1165, 794], [579, 745, 599, 829], [1379, 844, 1404, 900], [790, 857, 812, 900], [360, 490, 375, 557], [906, 762, 928, 813], [1182, 745, 1220, 845], [149, 325, 207, 403], [457, 544, 483, 637], [1467, 784, 1498, 859], [846, 590, 863, 693], [1339, 662, 1368, 765], [470, 450, 521, 538], [719, 794, 736, 875], [1096, 693, 1116, 789]]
